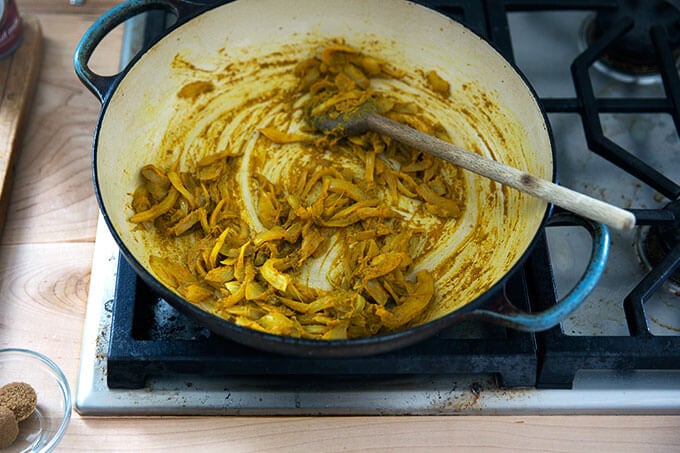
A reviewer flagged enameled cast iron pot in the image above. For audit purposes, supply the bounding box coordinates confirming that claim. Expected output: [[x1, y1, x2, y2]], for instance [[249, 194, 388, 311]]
[[75, 0, 609, 357]]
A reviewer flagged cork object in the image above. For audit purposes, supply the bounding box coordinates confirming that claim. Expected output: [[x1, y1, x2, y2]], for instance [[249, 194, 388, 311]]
[[0, 382, 37, 422], [0, 406, 18, 449]]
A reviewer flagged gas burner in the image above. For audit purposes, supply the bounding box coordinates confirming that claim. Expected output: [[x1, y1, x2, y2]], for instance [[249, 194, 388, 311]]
[[579, 1, 680, 85], [636, 200, 680, 294]]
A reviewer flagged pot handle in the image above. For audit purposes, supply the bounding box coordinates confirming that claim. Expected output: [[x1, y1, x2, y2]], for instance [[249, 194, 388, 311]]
[[73, 0, 204, 103], [469, 212, 610, 331]]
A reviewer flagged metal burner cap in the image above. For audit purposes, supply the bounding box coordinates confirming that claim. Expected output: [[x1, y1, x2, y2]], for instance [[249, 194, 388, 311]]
[[655, 199, 680, 253], [593, 0, 680, 72], [636, 200, 680, 292]]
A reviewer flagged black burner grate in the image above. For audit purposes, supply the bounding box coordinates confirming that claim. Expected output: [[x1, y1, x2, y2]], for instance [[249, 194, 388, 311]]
[[108, 246, 540, 389], [525, 0, 680, 388], [107, 0, 680, 390]]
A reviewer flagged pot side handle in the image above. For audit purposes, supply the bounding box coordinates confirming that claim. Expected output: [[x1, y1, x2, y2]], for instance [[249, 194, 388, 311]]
[[469, 212, 610, 331], [73, 0, 202, 103]]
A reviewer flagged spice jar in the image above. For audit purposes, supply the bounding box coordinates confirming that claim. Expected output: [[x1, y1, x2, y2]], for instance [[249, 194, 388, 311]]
[[0, 0, 22, 59]]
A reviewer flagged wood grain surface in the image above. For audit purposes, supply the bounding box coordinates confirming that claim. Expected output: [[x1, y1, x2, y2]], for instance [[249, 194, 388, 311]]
[[0, 16, 42, 240], [3, 3, 680, 452]]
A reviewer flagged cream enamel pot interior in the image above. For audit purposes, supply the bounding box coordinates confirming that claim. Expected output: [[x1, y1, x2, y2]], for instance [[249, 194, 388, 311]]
[[75, 0, 609, 357]]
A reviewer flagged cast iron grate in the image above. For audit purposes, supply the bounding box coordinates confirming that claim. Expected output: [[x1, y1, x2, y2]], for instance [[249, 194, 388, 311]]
[[485, 0, 680, 388], [106, 0, 680, 390], [521, 0, 680, 388], [108, 255, 538, 389]]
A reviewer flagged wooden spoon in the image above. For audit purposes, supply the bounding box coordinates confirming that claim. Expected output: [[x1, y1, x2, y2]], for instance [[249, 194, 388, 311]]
[[307, 99, 636, 231]]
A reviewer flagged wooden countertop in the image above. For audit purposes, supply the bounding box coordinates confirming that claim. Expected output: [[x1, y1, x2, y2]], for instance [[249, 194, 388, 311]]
[[4, 1, 680, 451]]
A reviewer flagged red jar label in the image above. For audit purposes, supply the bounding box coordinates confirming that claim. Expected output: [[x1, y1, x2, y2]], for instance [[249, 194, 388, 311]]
[[0, 0, 22, 59]]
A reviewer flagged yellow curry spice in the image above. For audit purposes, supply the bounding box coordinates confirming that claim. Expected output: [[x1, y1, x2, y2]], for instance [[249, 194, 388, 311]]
[[130, 42, 465, 340]]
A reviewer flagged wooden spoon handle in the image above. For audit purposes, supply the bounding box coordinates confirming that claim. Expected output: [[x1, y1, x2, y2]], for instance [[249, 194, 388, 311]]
[[367, 114, 636, 231]]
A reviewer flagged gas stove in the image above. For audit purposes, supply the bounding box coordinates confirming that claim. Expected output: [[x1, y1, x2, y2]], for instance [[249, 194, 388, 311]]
[[76, 0, 680, 415]]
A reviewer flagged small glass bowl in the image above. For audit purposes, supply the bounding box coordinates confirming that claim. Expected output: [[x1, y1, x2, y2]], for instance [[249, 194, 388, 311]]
[[0, 349, 72, 452]]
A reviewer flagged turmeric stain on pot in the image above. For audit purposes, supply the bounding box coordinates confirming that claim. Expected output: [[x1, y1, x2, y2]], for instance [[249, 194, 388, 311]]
[[125, 36, 546, 338]]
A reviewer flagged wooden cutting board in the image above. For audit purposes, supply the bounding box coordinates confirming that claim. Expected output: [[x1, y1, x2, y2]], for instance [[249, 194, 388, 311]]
[[0, 15, 42, 235]]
